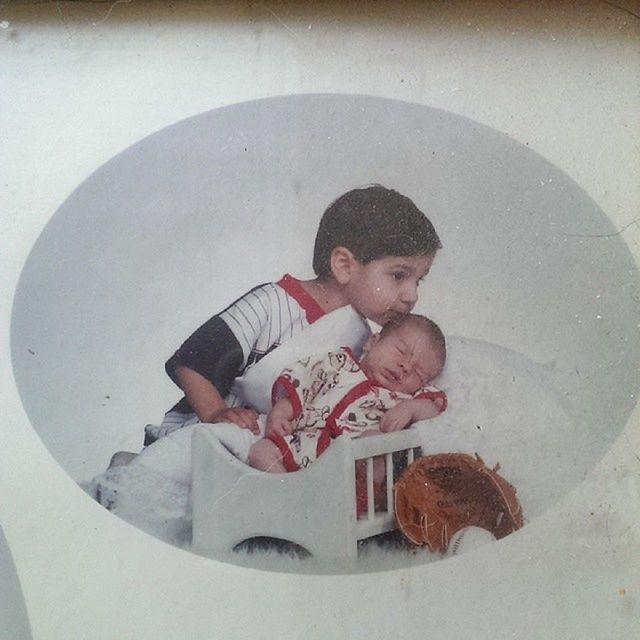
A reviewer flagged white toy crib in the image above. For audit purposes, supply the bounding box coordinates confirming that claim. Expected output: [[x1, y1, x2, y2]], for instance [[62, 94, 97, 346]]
[[191, 426, 423, 559]]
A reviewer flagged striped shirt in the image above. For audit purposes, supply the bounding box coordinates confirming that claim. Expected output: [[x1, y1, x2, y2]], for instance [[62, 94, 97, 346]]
[[165, 274, 325, 413]]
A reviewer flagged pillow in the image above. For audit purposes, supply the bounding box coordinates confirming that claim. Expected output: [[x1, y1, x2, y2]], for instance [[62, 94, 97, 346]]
[[232, 305, 372, 413]]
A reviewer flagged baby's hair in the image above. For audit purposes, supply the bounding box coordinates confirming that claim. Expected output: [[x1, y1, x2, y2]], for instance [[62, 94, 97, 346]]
[[381, 313, 446, 371], [312, 185, 442, 278]]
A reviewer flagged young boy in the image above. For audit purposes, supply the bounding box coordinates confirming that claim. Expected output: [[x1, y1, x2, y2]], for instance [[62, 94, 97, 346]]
[[144, 184, 442, 448], [248, 314, 447, 473]]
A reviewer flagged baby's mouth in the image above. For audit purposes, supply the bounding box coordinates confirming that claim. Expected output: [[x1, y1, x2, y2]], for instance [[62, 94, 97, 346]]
[[383, 368, 402, 384]]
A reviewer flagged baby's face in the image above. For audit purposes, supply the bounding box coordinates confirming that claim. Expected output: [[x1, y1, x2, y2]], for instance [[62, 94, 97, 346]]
[[360, 323, 443, 394]]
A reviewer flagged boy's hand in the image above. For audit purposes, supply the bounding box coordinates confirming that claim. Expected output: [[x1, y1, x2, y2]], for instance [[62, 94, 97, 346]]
[[208, 407, 260, 434], [266, 399, 295, 439], [379, 402, 414, 432], [175, 366, 260, 433]]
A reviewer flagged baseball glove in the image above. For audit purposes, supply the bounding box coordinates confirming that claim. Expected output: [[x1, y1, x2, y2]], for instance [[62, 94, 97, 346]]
[[394, 453, 524, 552]]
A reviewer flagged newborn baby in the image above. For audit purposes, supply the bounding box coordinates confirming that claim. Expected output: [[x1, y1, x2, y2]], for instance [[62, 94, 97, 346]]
[[249, 314, 447, 473]]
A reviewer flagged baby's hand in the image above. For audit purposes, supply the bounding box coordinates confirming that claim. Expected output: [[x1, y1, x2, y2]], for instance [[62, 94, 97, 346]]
[[381, 398, 443, 432], [266, 400, 295, 439], [266, 415, 294, 439], [209, 407, 260, 434], [379, 403, 414, 432]]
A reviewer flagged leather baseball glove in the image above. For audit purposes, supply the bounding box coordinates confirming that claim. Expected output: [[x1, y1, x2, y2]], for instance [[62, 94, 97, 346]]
[[394, 453, 524, 552]]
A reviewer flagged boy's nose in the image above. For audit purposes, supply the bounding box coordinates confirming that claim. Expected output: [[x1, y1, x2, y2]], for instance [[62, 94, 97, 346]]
[[399, 283, 418, 305]]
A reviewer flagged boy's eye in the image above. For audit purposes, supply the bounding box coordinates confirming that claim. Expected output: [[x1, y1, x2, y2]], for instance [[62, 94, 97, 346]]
[[392, 271, 406, 281]]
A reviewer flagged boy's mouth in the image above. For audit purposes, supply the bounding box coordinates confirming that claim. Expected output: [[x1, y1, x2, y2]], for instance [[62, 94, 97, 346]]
[[382, 310, 403, 324], [386, 306, 414, 322]]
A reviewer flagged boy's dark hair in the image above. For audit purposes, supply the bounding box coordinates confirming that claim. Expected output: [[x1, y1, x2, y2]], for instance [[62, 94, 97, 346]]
[[381, 313, 447, 370], [312, 185, 442, 277]]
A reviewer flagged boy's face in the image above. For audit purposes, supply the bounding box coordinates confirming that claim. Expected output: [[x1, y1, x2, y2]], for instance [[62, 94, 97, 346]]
[[344, 254, 434, 326], [360, 322, 443, 395]]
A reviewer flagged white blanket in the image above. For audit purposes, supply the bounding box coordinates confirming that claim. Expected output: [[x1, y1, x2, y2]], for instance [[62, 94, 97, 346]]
[[85, 336, 580, 551]]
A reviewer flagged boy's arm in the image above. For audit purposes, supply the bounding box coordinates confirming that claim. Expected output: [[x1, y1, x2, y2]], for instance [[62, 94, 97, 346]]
[[174, 366, 259, 432], [166, 287, 273, 430], [166, 315, 244, 397]]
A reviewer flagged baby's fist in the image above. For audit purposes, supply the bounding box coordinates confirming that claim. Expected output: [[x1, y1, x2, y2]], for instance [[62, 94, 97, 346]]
[[266, 399, 295, 438], [379, 403, 413, 432]]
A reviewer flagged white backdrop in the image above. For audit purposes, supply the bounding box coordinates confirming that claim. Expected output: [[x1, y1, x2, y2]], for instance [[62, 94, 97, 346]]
[[10, 94, 639, 482], [1, 2, 639, 639]]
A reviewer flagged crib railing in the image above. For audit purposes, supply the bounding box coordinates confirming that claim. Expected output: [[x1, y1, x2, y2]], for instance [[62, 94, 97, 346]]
[[350, 429, 423, 540], [192, 426, 424, 559]]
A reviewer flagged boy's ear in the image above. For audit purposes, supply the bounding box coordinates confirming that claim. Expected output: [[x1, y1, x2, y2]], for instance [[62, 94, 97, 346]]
[[330, 247, 358, 285]]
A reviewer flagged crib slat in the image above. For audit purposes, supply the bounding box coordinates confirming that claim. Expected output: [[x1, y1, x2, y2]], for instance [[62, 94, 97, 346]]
[[367, 457, 374, 519]]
